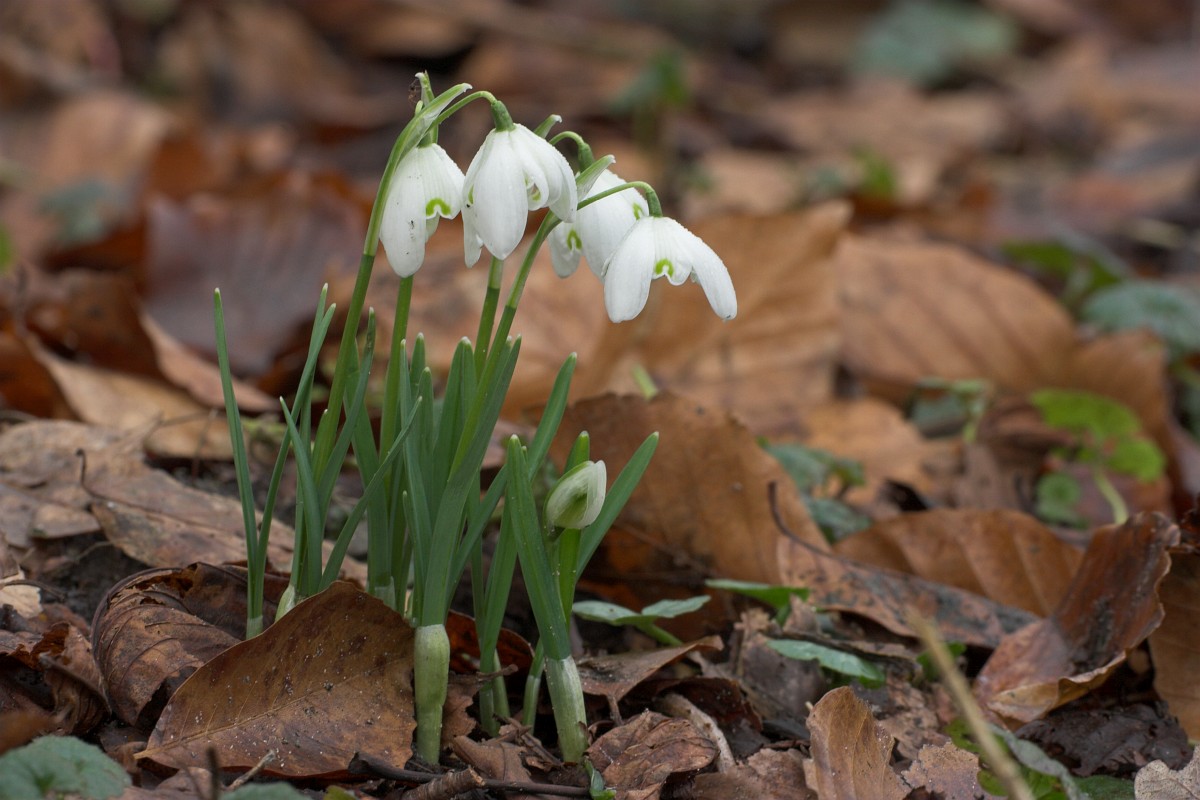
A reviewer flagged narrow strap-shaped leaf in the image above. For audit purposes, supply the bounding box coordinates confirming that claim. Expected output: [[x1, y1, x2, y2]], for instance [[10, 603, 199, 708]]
[[321, 397, 419, 589], [505, 437, 570, 661]]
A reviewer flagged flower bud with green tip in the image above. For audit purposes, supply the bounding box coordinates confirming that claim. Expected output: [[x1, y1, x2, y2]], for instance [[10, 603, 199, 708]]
[[545, 459, 607, 533]]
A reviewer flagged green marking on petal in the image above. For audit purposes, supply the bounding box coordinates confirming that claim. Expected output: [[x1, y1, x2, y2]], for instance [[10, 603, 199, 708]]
[[566, 229, 582, 252], [654, 259, 674, 279], [632, 205, 645, 220], [426, 197, 452, 217], [527, 183, 542, 203]]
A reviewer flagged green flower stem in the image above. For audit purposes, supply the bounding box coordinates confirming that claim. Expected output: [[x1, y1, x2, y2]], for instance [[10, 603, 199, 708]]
[[550, 131, 594, 167], [475, 256, 505, 372], [1092, 466, 1129, 525], [556, 528, 581, 621], [414, 624, 451, 763], [545, 656, 588, 764]]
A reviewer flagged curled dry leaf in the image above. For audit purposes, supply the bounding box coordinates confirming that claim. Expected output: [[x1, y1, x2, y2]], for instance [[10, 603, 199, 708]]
[[803, 686, 908, 800], [0, 622, 107, 735], [835, 509, 1085, 617], [778, 534, 1035, 650], [587, 711, 718, 800], [577, 636, 723, 707], [1149, 549, 1200, 738], [91, 564, 289, 729], [975, 513, 1178, 725], [140, 582, 414, 778]]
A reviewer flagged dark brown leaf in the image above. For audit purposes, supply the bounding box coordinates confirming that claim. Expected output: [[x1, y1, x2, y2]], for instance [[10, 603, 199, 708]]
[[975, 513, 1177, 725], [139, 582, 414, 777]]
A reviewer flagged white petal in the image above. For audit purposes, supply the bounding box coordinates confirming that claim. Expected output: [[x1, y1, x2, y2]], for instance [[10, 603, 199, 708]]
[[465, 131, 528, 260], [603, 220, 657, 323], [548, 224, 583, 277], [414, 144, 464, 219], [655, 218, 737, 320], [579, 171, 645, 278], [379, 149, 433, 277], [513, 125, 577, 222]]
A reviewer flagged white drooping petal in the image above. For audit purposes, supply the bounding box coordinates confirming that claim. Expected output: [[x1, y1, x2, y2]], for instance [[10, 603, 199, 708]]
[[549, 169, 646, 280], [463, 132, 528, 262], [602, 216, 737, 323], [379, 143, 465, 277], [461, 124, 577, 265], [578, 171, 646, 279], [603, 219, 659, 322], [548, 223, 583, 277]]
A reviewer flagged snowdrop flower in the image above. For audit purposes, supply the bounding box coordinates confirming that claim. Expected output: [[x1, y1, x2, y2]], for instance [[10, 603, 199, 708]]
[[603, 216, 737, 323], [549, 169, 648, 279], [379, 142, 465, 277], [461, 122, 577, 266], [545, 460, 607, 531]]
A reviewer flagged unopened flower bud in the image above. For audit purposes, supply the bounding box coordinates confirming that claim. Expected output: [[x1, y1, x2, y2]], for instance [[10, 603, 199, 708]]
[[546, 460, 606, 530]]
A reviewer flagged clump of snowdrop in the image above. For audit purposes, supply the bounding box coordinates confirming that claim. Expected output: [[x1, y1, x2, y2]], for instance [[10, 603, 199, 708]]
[[216, 72, 735, 772]]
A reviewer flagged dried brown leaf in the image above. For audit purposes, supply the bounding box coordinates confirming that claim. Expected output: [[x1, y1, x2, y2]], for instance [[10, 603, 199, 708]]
[[976, 514, 1178, 725], [92, 564, 290, 728], [901, 741, 988, 800], [778, 534, 1035, 649], [577, 637, 722, 706], [803, 686, 908, 800], [1149, 550, 1200, 738], [140, 582, 414, 777], [1135, 746, 1200, 800], [835, 509, 1085, 617], [587, 711, 718, 800]]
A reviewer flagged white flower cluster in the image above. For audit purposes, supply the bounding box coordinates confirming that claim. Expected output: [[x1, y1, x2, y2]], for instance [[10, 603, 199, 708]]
[[379, 123, 736, 323]]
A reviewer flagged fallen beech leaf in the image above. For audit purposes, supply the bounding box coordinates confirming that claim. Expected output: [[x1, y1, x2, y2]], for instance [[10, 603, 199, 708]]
[[140, 582, 415, 777], [975, 514, 1177, 725], [901, 741, 987, 800], [803, 686, 908, 800], [693, 748, 813, 800], [0, 332, 70, 419], [0, 90, 173, 260], [800, 397, 941, 503], [555, 393, 825, 631], [1149, 550, 1200, 738], [1135, 746, 1200, 800], [140, 311, 274, 413], [92, 564, 290, 729], [1018, 703, 1191, 777], [587, 711, 718, 800], [838, 234, 1075, 394], [765, 83, 1006, 206], [32, 342, 234, 460], [578, 636, 722, 706], [451, 736, 537, 788], [142, 174, 363, 378], [837, 235, 1173, 457], [834, 509, 1085, 616], [778, 535, 1035, 649], [0, 623, 106, 735]]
